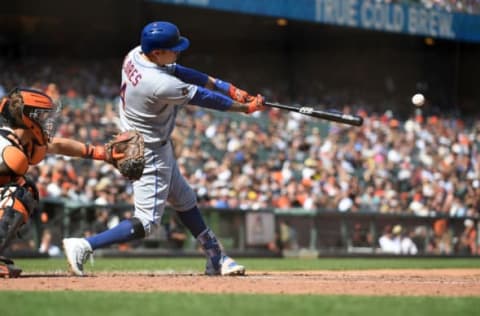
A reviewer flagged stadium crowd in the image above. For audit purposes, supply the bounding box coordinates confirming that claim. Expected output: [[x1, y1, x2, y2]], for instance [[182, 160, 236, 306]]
[[0, 57, 478, 256], [19, 88, 479, 221]]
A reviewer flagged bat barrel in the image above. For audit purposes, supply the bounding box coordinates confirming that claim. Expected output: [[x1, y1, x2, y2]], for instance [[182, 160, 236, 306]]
[[318, 110, 364, 126], [265, 102, 363, 126]]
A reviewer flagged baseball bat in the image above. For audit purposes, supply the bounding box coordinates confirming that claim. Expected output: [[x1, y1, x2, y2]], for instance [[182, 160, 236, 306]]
[[265, 101, 364, 127]]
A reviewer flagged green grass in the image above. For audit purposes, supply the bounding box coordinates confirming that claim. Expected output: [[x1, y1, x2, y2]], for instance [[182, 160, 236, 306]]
[[13, 257, 480, 274], [1, 292, 479, 316]]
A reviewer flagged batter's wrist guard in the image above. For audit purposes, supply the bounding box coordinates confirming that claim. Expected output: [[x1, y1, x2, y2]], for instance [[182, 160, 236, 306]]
[[213, 79, 231, 95]]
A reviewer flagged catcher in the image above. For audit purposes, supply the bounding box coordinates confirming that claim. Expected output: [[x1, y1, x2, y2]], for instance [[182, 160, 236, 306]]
[[0, 87, 144, 277]]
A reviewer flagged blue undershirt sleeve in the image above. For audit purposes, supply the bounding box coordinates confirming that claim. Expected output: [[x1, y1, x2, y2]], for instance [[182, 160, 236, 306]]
[[213, 79, 231, 95], [190, 86, 233, 111], [174, 64, 209, 86]]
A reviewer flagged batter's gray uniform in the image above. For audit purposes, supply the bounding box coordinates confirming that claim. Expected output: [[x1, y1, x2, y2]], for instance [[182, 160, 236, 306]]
[[119, 46, 197, 235], [62, 21, 247, 277]]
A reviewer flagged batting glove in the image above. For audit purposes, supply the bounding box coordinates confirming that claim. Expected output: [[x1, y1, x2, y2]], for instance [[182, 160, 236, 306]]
[[246, 94, 266, 114], [228, 85, 250, 103]]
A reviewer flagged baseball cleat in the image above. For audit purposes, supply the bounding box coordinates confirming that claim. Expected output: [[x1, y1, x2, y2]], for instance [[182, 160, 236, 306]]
[[62, 238, 93, 276], [205, 255, 246, 276], [0, 256, 22, 278]]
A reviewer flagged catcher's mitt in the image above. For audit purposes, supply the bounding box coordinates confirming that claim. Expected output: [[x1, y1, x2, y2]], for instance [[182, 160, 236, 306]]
[[105, 130, 145, 180]]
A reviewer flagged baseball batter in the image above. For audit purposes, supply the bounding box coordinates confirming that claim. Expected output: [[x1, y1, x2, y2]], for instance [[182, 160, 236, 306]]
[[63, 21, 265, 276]]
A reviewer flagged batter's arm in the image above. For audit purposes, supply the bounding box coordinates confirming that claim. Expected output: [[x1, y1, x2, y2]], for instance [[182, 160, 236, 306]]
[[173, 64, 252, 103], [173, 64, 209, 87], [173, 64, 220, 91]]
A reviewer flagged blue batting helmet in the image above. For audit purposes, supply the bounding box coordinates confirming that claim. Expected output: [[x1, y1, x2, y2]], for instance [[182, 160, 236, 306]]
[[141, 21, 190, 53]]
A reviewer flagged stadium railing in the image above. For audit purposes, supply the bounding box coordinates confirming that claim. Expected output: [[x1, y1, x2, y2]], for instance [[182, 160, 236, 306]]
[[27, 199, 479, 258]]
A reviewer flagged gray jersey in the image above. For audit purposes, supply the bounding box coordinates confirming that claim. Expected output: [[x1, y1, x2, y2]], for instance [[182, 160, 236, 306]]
[[117, 46, 198, 234], [118, 46, 197, 147]]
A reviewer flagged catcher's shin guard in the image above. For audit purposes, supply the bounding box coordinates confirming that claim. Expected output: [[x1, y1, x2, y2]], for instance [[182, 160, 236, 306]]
[[0, 207, 26, 254], [0, 256, 22, 278], [0, 183, 38, 254], [0, 206, 26, 278]]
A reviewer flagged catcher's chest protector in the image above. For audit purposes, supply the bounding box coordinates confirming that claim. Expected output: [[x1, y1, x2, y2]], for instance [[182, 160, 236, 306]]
[[0, 129, 31, 255]]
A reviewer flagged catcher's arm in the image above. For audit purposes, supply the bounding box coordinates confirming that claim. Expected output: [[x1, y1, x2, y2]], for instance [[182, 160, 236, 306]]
[[48, 131, 145, 180], [48, 137, 105, 158]]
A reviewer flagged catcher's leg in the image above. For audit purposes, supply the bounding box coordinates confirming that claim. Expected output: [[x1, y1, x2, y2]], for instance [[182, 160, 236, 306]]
[[0, 207, 26, 253], [0, 208, 26, 278], [0, 183, 38, 278]]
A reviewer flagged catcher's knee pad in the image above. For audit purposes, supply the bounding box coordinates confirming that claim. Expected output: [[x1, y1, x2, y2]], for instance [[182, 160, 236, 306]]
[[0, 185, 38, 253], [1, 146, 29, 176], [0, 186, 36, 222]]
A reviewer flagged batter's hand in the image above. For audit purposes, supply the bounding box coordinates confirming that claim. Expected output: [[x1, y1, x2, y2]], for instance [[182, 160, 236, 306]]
[[228, 85, 250, 103], [246, 94, 266, 114]]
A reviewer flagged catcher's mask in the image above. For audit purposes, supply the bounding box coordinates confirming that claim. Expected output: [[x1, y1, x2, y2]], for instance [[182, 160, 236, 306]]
[[0, 88, 61, 145]]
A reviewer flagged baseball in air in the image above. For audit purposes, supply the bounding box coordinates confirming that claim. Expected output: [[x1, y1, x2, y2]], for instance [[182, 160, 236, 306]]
[[411, 93, 425, 107]]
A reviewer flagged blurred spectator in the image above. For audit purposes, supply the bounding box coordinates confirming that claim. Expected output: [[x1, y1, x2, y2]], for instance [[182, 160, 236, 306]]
[[410, 225, 428, 253], [0, 83, 6, 98], [432, 219, 453, 254], [396, 225, 419, 255], [379, 225, 399, 253], [351, 223, 374, 247], [91, 209, 110, 234], [277, 219, 298, 251], [45, 82, 61, 102], [166, 215, 188, 249], [379, 224, 418, 254], [457, 219, 478, 255], [38, 229, 62, 257]]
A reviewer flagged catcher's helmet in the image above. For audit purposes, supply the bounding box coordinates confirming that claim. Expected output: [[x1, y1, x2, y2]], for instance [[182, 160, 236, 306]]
[[0, 88, 61, 145], [141, 21, 190, 53]]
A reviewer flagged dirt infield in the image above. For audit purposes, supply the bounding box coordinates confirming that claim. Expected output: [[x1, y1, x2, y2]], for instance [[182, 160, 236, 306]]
[[2, 269, 480, 296]]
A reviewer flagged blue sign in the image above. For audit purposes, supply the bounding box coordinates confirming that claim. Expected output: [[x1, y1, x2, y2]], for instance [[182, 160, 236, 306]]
[[149, 0, 480, 43]]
